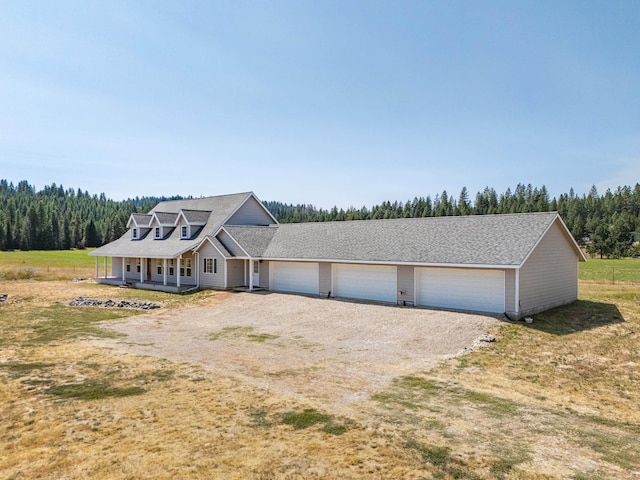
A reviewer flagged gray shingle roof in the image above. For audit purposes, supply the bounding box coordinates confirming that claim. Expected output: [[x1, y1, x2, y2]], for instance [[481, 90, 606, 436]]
[[181, 210, 211, 224], [90, 192, 253, 258], [223, 212, 570, 266], [131, 214, 152, 226], [153, 212, 179, 225]]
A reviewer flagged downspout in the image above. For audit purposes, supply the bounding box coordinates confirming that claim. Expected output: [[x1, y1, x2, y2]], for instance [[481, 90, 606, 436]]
[[514, 268, 520, 320]]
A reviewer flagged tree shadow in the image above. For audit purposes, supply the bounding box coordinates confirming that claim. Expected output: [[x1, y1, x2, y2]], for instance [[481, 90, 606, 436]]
[[521, 300, 624, 335]]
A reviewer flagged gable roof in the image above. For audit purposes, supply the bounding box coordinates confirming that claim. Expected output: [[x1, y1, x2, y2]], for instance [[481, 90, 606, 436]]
[[90, 192, 261, 258], [221, 212, 584, 267], [128, 213, 152, 228], [151, 212, 179, 226]]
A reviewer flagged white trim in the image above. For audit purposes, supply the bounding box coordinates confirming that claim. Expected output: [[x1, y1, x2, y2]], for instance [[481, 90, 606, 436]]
[[192, 236, 230, 258], [163, 258, 167, 286], [121, 257, 125, 282], [520, 214, 586, 267], [244, 256, 519, 269], [515, 268, 520, 314], [216, 227, 252, 258]]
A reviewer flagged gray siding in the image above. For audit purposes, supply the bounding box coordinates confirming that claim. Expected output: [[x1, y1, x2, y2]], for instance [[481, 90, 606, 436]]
[[227, 196, 275, 226], [397, 265, 414, 306], [227, 259, 245, 287], [199, 243, 226, 289], [218, 231, 246, 256], [519, 220, 579, 317], [319, 262, 331, 296], [112, 257, 123, 279], [259, 260, 269, 288], [505, 269, 516, 316]]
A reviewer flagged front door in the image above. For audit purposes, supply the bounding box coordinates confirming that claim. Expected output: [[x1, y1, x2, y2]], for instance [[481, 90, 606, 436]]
[[252, 261, 259, 287]]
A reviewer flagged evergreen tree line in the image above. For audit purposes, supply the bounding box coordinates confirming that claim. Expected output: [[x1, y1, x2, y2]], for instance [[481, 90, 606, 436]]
[[1, 179, 638, 258], [265, 183, 640, 258], [0, 179, 182, 251]]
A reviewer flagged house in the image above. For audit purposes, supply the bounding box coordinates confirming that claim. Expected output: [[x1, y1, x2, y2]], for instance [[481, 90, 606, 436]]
[[89, 191, 586, 319]]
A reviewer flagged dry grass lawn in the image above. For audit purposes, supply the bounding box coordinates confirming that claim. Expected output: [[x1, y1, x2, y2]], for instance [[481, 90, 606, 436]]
[[1, 255, 639, 479]]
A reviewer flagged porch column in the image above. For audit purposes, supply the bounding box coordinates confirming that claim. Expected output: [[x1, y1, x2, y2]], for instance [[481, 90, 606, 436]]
[[163, 259, 167, 286], [140, 257, 144, 283], [249, 259, 254, 292], [95, 257, 98, 278], [103, 257, 107, 279], [177, 257, 181, 288], [243, 260, 247, 286], [122, 257, 125, 282]]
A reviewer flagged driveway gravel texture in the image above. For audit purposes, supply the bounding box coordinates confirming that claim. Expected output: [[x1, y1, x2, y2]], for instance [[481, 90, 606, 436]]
[[94, 292, 500, 413]]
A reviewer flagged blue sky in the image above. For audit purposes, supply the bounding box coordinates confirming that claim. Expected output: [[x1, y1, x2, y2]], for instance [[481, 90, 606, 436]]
[[1, 1, 638, 209]]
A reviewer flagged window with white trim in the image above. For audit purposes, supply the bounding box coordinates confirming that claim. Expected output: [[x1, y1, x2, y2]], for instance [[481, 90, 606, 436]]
[[126, 262, 131, 272], [132, 228, 139, 239], [168, 259, 174, 276], [204, 258, 217, 274], [180, 258, 192, 277], [136, 259, 141, 273], [155, 227, 161, 239], [157, 263, 162, 275], [180, 225, 189, 239]]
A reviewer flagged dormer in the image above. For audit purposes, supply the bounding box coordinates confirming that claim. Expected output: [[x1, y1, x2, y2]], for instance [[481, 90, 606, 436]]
[[127, 214, 152, 240], [150, 212, 179, 240], [176, 209, 210, 240]]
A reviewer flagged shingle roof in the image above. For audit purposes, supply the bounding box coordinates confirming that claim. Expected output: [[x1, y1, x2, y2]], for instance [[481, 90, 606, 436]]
[[153, 212, 179, 225], [90, 192, 253, 258], [223, 212, 574, 266], [181, 210, 211, 224], [131, 214, 152, 227]]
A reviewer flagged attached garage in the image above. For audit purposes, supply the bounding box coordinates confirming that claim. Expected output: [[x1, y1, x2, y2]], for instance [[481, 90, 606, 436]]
[[333, 263, 397, 303], [415, 267, 505, 314], [270, 261, 319, 295]]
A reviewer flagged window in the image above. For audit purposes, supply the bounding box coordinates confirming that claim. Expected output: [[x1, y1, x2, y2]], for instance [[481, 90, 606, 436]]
[[253, 262, 259, 274], [181, 258, 192, 277], [181, 225, 189, 239], [155, 227, 161, 239], [132, 228, 138, 239], [157, 264, 162, 275], [168, 259, 174, 276], [136, 259, 141, 273], [204, 258, 217, 274], [126, 263, 131, 272]]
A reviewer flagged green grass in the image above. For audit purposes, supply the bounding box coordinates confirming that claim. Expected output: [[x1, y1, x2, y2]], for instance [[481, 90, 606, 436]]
[[0, 361, 55, 378], [247, 333, 279, 343], [0, 249, 96, 280], [45, 380, 146, 400], [579, 257, 640, 284], [281, 408, 347, 434]]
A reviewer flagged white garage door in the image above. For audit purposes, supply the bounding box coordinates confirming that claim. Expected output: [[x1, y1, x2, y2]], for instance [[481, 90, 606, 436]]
[[270, 261, 319, 295], [333, 264, 397, 303], [415, 267, 505, 313]]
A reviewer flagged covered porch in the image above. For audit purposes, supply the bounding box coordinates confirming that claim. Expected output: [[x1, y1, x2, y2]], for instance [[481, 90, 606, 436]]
[[92, 254, 199, 294]]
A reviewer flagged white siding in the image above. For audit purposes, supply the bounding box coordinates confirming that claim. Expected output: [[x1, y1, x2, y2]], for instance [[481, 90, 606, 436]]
[[333, 264, 397, 303], [415, 267, 505, 314], [270, 261, 319, 295], [198, 242, 226, 289], [112, 257, 123, 279], [505, 269, 516, 316], [227, 196, 275, 226], [259, 261, 269, 288], [519, 220, 579, 316]]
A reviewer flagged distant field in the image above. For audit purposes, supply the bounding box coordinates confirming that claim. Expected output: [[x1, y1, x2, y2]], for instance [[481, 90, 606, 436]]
[[579, 257, 640, 284], [0, 249, 96, 280]]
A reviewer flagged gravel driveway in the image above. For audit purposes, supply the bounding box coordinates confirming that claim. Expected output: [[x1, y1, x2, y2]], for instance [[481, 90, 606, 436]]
[[95, 292, 500, 411]]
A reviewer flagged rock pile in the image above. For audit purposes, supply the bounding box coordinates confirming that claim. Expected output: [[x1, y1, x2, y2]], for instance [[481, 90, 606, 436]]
[[69, 297, 160, 310], [0, 294, 7, 302]]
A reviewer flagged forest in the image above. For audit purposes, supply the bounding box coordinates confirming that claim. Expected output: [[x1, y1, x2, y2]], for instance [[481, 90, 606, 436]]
[[1, 179, 639, 258]]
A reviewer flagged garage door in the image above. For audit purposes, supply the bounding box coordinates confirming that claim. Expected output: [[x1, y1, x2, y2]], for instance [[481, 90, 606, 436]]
[[333, 264, 397, 303], [270, 261, 319, 295], [415, 267, 505, 313]]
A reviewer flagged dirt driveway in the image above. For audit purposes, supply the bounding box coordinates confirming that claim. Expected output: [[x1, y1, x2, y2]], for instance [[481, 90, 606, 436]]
[[94, 292, 499, 413]]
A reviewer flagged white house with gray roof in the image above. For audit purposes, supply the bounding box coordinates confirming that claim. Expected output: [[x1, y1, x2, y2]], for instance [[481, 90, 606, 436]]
[[90, 191, 586, 319]]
